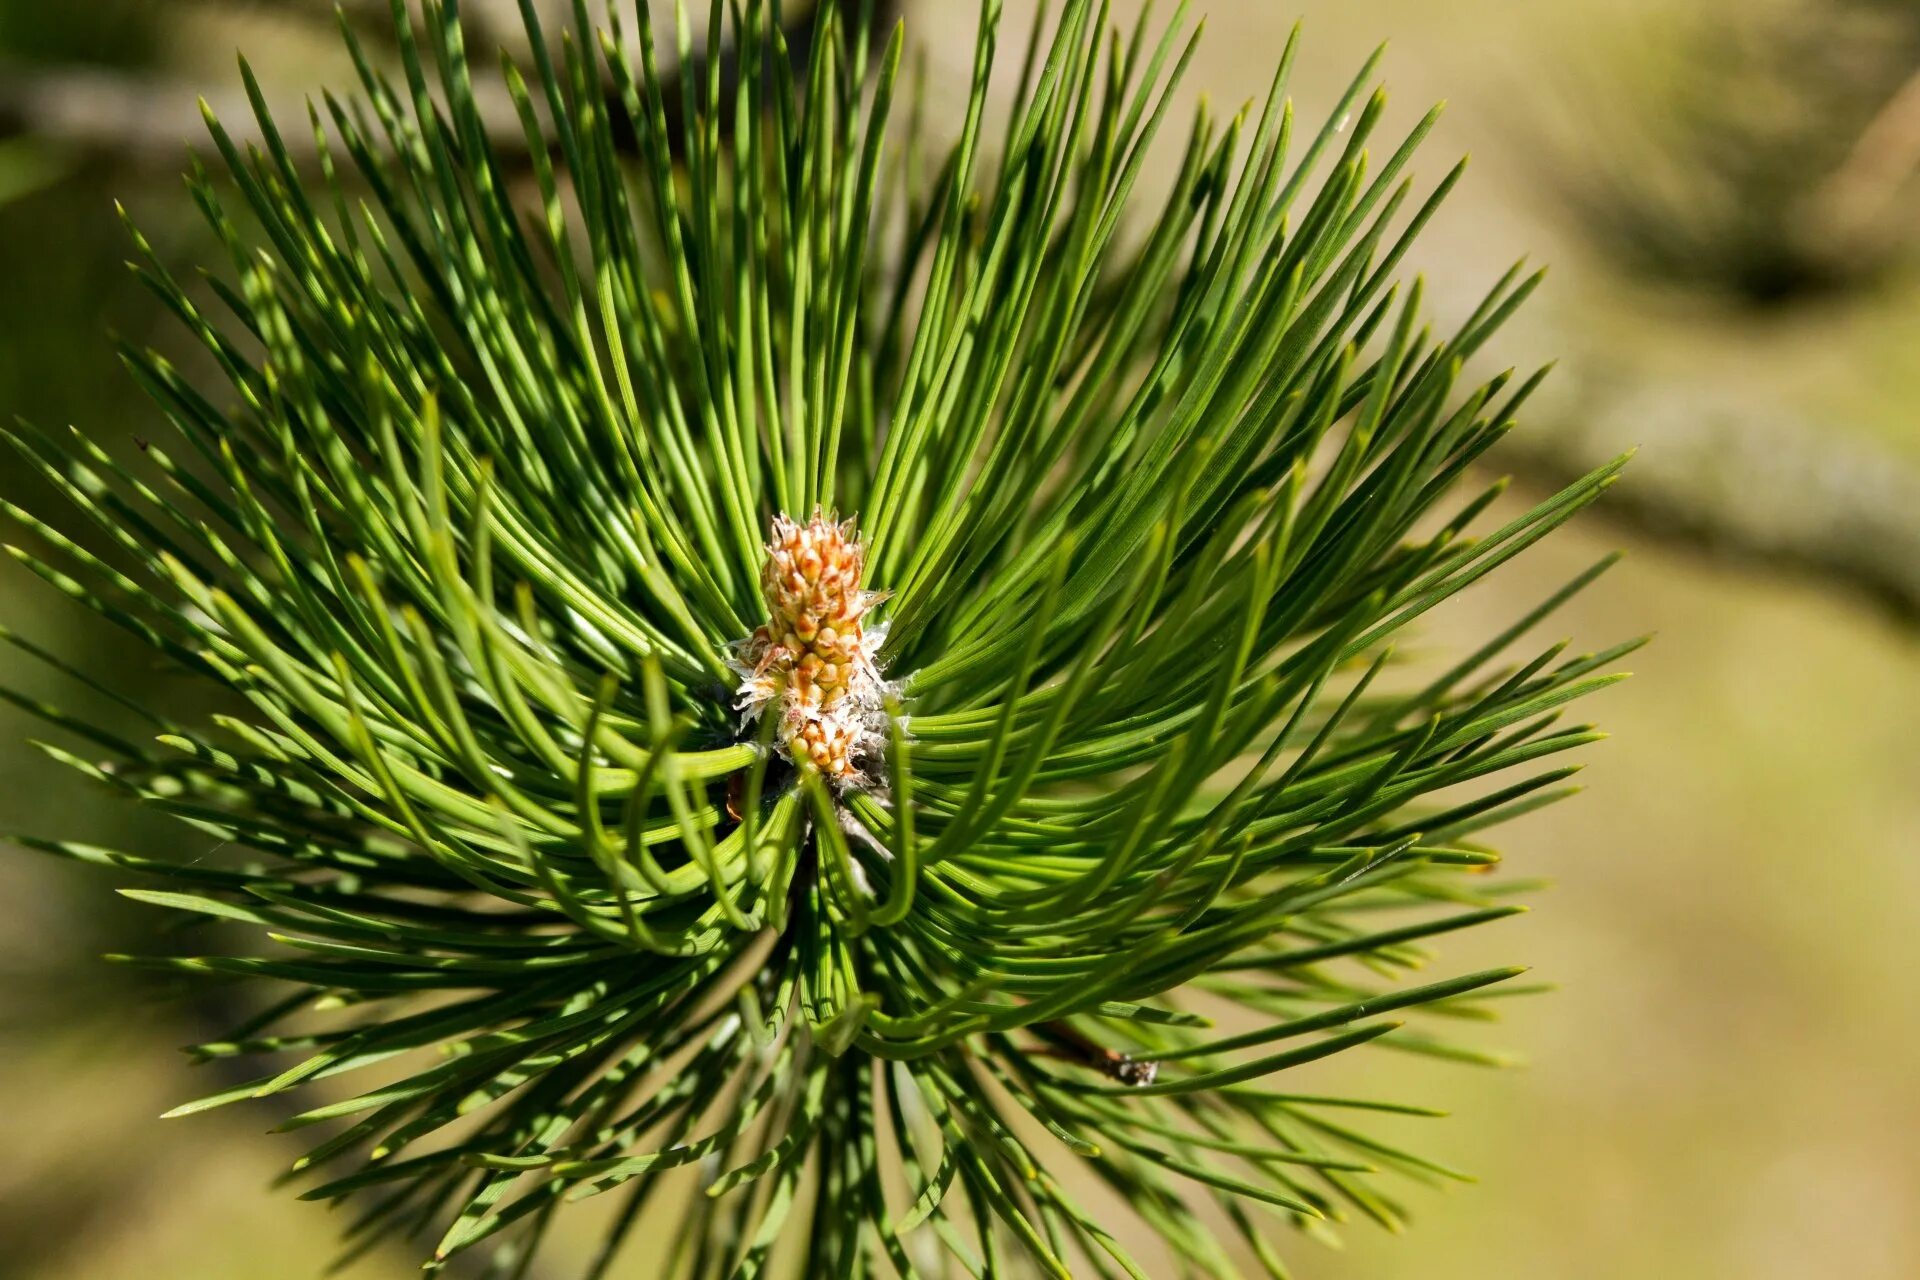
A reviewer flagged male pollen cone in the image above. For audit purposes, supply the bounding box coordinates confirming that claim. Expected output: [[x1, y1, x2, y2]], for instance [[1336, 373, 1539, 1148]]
[[735, 511, 888, 781]]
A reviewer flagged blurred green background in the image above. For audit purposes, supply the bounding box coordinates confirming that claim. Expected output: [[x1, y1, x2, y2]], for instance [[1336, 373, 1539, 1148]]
[[2, 1, 1916, 1277]]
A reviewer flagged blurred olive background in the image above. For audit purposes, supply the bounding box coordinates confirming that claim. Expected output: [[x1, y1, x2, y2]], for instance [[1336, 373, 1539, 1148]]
[[2, 1, 1917, 1277]]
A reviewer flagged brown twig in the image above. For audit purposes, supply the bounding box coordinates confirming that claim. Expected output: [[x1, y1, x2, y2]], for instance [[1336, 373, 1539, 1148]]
[[1031, 1020, 1159, 1086]]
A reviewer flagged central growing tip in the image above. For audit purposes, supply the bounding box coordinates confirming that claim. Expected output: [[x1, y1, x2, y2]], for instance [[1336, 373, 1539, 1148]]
[[732, 512, 891, 783]]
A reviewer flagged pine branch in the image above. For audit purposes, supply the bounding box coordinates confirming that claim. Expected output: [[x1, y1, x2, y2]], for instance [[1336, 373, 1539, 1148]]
[[0, 1, 1633, 1273]]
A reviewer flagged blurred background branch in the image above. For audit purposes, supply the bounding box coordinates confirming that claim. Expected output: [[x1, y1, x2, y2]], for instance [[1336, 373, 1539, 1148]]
[[1508, 382, 1920, 627], [216, 0, 529, 50], [0, 53, 533, 168]]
